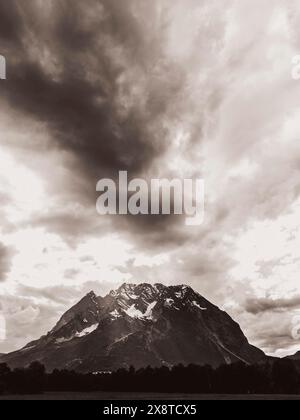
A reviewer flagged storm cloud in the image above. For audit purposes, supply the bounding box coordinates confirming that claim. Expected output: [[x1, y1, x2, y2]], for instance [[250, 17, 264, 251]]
[[0, 0, 188, 182]]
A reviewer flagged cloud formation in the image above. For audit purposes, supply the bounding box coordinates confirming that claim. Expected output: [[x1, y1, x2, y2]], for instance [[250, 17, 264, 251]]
[[1, 0, 300, 355], [245, 295, 300, 315]]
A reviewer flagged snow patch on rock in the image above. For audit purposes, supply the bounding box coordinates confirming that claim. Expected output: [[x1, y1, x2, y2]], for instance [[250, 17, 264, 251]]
[[165, 298, 174, 307], [76, 323, 99, 337], [110, 310, 121, 319], [192, 301, 207, 311], [55, 336, 73, 344], [125, 301, 157, 320], [144, 301, 157, 318], [125, 305, 145, 319]]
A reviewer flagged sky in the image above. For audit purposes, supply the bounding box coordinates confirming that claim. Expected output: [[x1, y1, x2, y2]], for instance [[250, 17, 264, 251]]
[[1, 0, 300, 357]]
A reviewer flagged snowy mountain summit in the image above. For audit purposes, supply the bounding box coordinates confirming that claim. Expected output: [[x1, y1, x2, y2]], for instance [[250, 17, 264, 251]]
[[1, 283, 265, 372]]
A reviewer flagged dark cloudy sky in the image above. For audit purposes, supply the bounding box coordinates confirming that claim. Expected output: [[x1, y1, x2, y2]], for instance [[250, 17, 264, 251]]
[[1, 0, 300, 357]]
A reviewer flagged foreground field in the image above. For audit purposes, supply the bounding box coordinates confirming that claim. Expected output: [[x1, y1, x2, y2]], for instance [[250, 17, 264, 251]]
[[1, 393, 300, 400]]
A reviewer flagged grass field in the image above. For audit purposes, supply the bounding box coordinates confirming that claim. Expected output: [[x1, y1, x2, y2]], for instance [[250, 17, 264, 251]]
[[1, 392, 300, 400]]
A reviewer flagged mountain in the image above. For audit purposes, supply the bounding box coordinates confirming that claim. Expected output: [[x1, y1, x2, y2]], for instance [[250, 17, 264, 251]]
[[0, 283, 265, 372]]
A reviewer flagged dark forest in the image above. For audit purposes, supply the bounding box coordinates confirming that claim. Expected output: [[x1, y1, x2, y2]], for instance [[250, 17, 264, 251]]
[[0, 359, 299, 396]]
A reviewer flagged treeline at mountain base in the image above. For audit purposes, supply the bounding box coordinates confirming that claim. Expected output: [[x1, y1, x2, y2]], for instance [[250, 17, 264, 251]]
[[0, 359, 299, 396]]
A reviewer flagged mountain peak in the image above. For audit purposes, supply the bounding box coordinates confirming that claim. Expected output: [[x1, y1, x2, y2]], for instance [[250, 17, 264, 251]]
[[110, 283, 193, 297], [84, 290, 97, 299]]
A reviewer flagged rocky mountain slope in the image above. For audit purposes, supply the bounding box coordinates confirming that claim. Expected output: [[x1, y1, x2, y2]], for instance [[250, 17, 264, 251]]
[[0, 283, 265, 372]]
